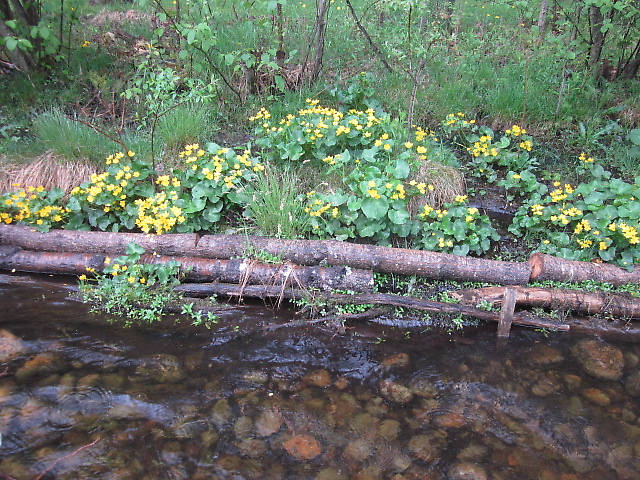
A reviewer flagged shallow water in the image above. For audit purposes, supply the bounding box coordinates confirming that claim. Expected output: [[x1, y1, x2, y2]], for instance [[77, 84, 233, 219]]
[[1, 279, 640, 479]]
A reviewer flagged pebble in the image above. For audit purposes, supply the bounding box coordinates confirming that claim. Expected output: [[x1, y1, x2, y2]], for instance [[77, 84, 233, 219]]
[[380, 379, 414, 404], [408, 434, 434, 462], [571, 339, 624, 381], [282, 434, 322, 461], [255, 407, 283, 437]]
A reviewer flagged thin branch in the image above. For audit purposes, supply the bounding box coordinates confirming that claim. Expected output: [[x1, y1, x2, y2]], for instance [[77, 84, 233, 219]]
[[344, 0, 393, 73], [72, 118, 129, 153], [33, 437, 101, 480]]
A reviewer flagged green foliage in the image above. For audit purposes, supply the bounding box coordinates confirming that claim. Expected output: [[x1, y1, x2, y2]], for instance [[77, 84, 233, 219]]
[[510, 159, 640, 270], [79, 243, 183, 326], [416, 196, 500, 256], [156, 104, 217, 151], [0, 186, 67, 232], [180, 302, 219, 328], [170, 142, 264, 232]]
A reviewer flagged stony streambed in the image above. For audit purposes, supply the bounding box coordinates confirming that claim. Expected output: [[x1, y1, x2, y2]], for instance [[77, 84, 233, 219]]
[[1, 279, 640, 479]]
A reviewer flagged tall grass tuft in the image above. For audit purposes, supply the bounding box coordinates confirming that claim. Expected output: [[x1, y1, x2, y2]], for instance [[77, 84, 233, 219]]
[[243, 166, 310, 239], [156, 104, 217, 152], [32, 110, 125, 164]]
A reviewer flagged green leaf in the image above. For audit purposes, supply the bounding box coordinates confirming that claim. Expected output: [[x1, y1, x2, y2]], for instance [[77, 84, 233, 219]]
[[126, 243, 145, 256], [629, 129, 640, 146], [391, 158, 410, 179], [274, 75, 285, 92], [361, 197, 388, 220], [192, 183, 208, 199], [388, 207, 410, 225], [5, 37, 18, 52]]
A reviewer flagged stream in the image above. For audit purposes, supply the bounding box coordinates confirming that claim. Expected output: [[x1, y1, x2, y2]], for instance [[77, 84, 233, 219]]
[[1, 277, 640, 479]]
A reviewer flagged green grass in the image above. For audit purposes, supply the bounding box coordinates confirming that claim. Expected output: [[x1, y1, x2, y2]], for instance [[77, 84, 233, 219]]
[[156, 104, 218, 152], [243, 166, 311, 239]]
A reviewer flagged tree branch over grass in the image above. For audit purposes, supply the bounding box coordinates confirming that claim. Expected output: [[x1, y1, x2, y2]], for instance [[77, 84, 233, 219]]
[[344, 0, 393, 73]]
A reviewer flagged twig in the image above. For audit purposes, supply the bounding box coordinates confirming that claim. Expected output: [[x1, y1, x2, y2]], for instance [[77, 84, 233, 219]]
[[71, 118, 129, 153], [33, 437, 101, 480], [344, 0, 393, 73]]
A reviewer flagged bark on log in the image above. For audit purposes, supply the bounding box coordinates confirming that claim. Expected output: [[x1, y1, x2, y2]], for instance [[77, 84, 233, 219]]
[[0, 248, 374, 292], [196, 235, 532, 285], [0, 225, 533, 285], [529, 252, 640, 286], [450, 285, 640, 319], [0, 224, 198, 257], [174, 282, 569, 331]]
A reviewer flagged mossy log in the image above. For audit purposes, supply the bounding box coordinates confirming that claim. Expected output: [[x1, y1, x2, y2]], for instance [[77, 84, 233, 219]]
[[450, 285, 640, 319], [529, 252, 640, 286], [0, 247, 374, 292]]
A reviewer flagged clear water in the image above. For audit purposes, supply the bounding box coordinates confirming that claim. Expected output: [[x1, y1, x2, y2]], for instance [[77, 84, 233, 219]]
[[1, 278, 639, 479]]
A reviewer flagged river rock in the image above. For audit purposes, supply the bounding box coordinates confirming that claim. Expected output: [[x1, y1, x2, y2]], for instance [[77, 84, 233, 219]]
[[349, 412, 379, 435], [233, 415, 253, 439], [382, 353, 410, 368], [408, 434, 434, 462], [625, 371, 640, 397], [210, 399, 232, 427], [316, 467, 348, 480], [344, 438, 374, 463], [0, 328, 27, 362], [581, 388, 611, 406], [243, 370, 269, 385], [378, 419, 401, 441], [282, 434, 322, 460], [448, 462, 488, 480], [136, 354, 185, 383], [303, 369, 331, 388], [434, 411, 466, 429], [410, 377, 438, 399], [15, 352, 65, 382], [255, 407, 282, 437], [571, 339, 624, 381], [457, 444, 488, 462], [530, 345, 564, 365], [380, 379, 414, 404], [237, 438, 267, 458]]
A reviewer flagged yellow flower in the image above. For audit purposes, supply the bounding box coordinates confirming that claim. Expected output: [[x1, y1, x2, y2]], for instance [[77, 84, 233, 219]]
[[383, 143, 391, 151], [128, 276, 136, 283], [404, 142, 413, 149], [78, 274, 87, 280]]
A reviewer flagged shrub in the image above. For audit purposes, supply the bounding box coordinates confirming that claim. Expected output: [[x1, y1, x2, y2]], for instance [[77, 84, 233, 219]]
[[0, 185, 68, 232]]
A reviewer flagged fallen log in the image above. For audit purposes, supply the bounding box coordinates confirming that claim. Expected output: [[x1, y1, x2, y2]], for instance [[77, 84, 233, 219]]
[[0, 223, 198, 256], [0, 225, 532, 285], [174, 282, 569, 331], [529, 252, 640, 286], [451, 286, 640, 319], [0, 248, 374, 292]]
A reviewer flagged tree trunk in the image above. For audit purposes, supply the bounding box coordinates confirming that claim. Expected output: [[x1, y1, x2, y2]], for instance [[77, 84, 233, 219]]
[[537, 0, 548, 40], [309, 0, 329, 84], [588, 5, 605, 76], [344, 0, 393, 73], [529, 252, 640, 286], [0, 247, 375, 292], [620, 40, 640, 79], [451, 286, 640, 319]]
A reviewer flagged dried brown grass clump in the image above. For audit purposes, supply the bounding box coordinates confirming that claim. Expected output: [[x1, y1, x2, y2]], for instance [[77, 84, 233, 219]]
[[408, 160, 465, 218], [0, 152, 99, 194]]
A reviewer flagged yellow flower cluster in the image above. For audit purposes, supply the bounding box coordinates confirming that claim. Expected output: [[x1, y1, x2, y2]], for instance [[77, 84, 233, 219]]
[[72, 162, 141, 211], [444, 112, 475, 127], [617, 222, 639, 244], [519, 140, 532, 151], [579, 153, 595, 163], [573, 218, 592, 234], [418, 204, 448, 219], [134, 192, 185, 234], [505, 125, 526, 136], [1, 186, 69, 226], [530, 204, 544, 215], [305, 197, 337, 218], [179, 143, 207, 163], [408, 180, 434, 195], [469, 135, 498, 158]]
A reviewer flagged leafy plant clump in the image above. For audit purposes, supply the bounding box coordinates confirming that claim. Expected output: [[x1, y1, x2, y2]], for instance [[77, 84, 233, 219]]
[[79, 243, 183, 326], [511, 157, 640, 269]]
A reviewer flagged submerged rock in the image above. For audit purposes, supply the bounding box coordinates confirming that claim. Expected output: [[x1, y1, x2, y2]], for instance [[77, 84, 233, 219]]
[[255, 407, 283, 437], [243, 370, 269, 385], [237, 438, 267, 458], [408, 434, 434, 462], [378, 419, 401, 441], [625, 371, 640, 397], [380, 379, 414, 404], [233, 415, 253, 439], [448, 462, 488, 480], [282, 434, 322, 461], [381, 353, 410, 368], [210, 399, 232, 427], [0, 328, 27, 362], [344, 438, 374, 463], [571, 339, 624, 381], [581, 387, 611, 406], [303, 369, 331, 388], [135, 354, 185, 383], [15, 352, 65, 382], [530, 345, 564, 365]]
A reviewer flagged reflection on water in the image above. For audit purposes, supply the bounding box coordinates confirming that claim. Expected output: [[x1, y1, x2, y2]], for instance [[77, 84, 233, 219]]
[[1, 281, 640, 479]]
